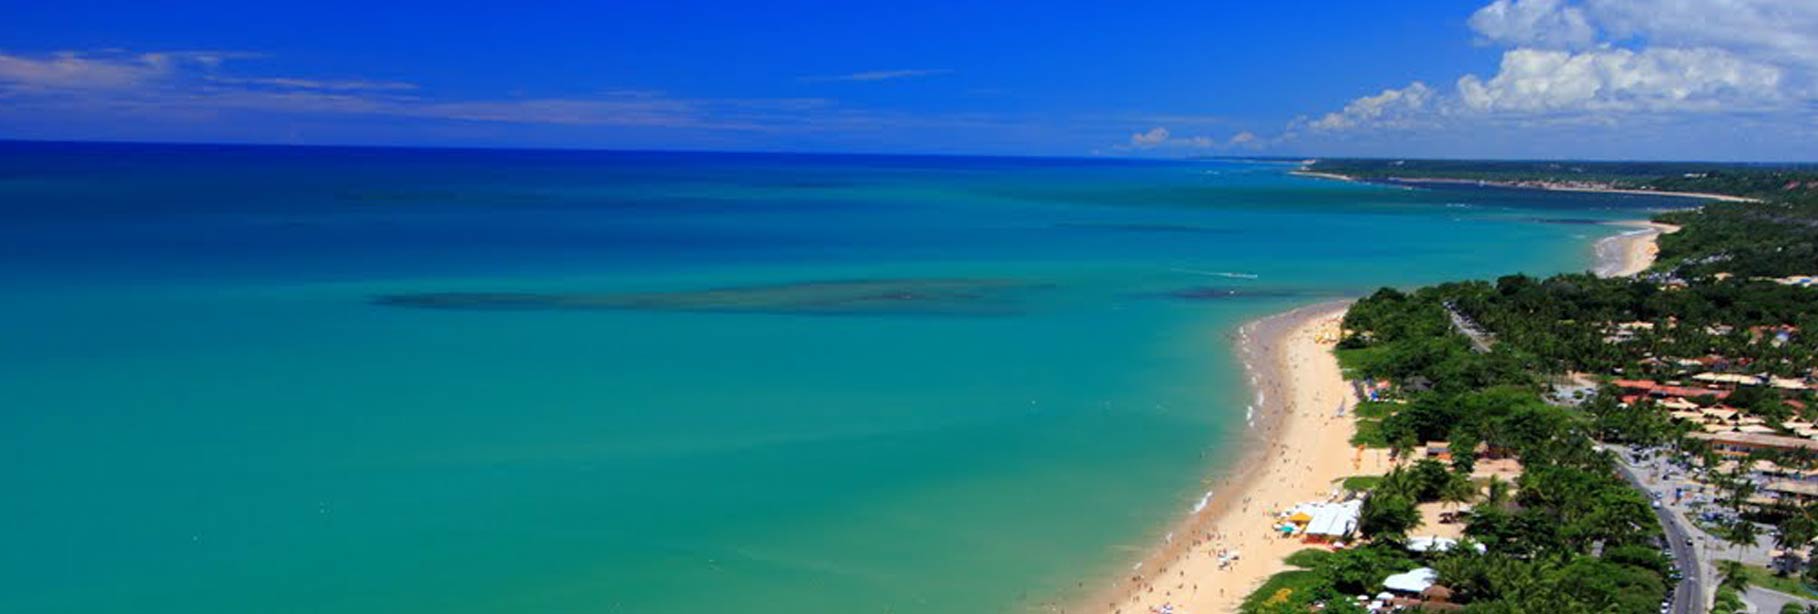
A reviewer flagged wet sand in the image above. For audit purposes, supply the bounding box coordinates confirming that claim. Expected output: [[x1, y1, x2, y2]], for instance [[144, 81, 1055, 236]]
[[1595, 221, 1680, 278]]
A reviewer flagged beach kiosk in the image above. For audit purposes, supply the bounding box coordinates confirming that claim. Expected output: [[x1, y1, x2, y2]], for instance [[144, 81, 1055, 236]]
[[1303, 500, 1363, 543]]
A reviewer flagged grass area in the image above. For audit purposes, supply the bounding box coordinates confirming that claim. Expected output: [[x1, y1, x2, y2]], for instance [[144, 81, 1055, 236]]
[[1240, 570, 1321, 612], [1240, 550, 1332, 613], [1352, 418, 1388, 448], [1334, 347, 1387, 378], [1339, 475, 1384, 491], [1353, 401, 1396, 419], [1283, 548, 1332, 568], [1713, 586, 1744, 613], [1733, 562, 1818, 599]]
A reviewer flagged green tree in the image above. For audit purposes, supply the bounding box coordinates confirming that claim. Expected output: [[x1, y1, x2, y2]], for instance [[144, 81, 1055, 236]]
[[1774, 506, 1817, 574], [1483, 475, 1511, 508], [1719, 559, 1750, 594], [1317, 545, 1413, 595], [1722, 520, 1764, 562], [1360, 492, 1421, 539], [1409, 459, 1454, 502], [1440, 472, 1478, 512]]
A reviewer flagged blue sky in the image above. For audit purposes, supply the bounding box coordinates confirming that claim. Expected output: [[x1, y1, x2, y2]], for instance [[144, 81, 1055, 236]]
[[3, 0, 1816, 160]]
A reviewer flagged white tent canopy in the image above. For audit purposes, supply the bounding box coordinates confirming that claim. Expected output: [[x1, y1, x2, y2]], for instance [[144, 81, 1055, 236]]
[[1405, 536, 1487, 553], [1382, 567, 1439, 594], [1302, 500, 1363, 537]]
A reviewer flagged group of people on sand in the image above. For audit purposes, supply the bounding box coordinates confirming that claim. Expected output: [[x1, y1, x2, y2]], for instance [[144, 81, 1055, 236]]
[[1095, 312, 1352, 614]]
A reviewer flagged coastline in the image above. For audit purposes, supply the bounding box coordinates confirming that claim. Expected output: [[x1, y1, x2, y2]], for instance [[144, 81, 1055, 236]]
[[1078, 209, 1677, 613], [1376, 176, 1760, 203], [1594, 220, 1681, 278], [1287, 170, 1355, 182], [1291, 170, 1759, 203], [1085, 301, 1390, 614]]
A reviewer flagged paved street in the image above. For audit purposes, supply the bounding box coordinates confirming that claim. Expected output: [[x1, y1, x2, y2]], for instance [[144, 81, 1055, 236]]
[[1747, 585, 1816, 614], [1611, 446, 1706, 614]]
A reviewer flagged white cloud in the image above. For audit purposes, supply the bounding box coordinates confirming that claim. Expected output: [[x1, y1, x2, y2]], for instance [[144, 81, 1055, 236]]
[[0, 51, 951, 128], [1300, 0, 1818, 138], [1113, 126, 1258, 152], [0, 49, 843, 131], [1130, 126, 1171, 146], [1305, 82, 1435, 131], [1457, 47, 1783, 113], [1589, 1, 1818, 62], [801, 69, 953, 82], [209, 76, 419, 92], [0, 51, 179, 90], [1468, 0, 1596, 49]]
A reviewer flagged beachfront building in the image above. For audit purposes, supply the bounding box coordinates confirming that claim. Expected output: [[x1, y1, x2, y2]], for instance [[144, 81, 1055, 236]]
[[1284, 500, 1363, 543], [1612, 379, 1731, 401], [1361, 567, 1459, 613], [1769, 275, 1818, 288], [1690, 432, 1818, 457], [1382, 567, 1438, 594], [1423, 441, 1451, 462], [1692, 372, 1766, 387], [1405, 536, 1486, 554], [1765, 480, 1818, 505]]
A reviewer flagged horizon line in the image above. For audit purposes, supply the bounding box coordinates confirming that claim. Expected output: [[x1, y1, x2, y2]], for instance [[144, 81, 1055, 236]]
[[3, 137, 1816, 166]]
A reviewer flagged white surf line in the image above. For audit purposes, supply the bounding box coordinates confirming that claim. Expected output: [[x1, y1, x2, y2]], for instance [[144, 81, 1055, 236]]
[[1591, 227, 1656, 277], [1170, 267, 1260, 279], [1191, 490, 1215, 514]]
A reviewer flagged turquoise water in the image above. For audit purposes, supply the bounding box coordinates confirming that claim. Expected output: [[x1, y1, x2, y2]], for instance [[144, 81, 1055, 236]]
[[0, 143, 1694, 613]]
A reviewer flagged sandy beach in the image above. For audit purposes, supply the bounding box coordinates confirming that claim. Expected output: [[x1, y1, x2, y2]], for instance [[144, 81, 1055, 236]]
[[1087, 302, 1391, 614], [1594, 220, 1681, 278], [1292, 171, 1759, 203], [1501, 185, 1757, 203], [1078, 218, 1668, 613], [1376, 176, 1759, 203], [1288, 170, 1356, 182]]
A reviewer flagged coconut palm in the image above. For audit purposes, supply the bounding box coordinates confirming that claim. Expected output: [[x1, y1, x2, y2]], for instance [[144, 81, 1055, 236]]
[[1483, 475, 1512, 508], [1441, 472, 1478, 511], [1718, 559, 1750, 595], [1773, 506, 1817, 575]]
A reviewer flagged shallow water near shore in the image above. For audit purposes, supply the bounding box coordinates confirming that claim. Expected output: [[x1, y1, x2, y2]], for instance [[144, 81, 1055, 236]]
[[0, 143, 1697, 613]]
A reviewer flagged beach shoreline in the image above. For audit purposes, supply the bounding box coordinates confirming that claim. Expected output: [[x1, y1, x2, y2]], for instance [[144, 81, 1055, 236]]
[[1594, 220, 1681, 278], [1291, 170, 1758, 203], [1287, 170, 1355, 182], [1074, 213, 1678, 614], [1077, 301, 1389, 614]]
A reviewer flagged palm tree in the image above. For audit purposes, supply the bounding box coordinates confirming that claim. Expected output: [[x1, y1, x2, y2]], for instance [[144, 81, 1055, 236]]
[[1718, 559, 1750, 595], [1772, 506, 1817, 575], [1724, 520, 1764, 563], [1441, 473, 1478, 511], [1483, 475, 1512, 509]]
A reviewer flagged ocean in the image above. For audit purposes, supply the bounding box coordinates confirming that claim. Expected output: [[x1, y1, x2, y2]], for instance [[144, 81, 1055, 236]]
[[0, 142, 1695, 613]]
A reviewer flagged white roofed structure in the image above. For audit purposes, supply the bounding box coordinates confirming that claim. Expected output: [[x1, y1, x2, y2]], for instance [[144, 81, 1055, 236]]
[[1304, 500, 1363, 538], [1382, 567, 1439, 594]]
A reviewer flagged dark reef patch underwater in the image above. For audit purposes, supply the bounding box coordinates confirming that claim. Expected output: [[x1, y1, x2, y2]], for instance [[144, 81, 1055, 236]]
[[1155, 286, 1311, 301], [373, 278, 1048, 316]]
